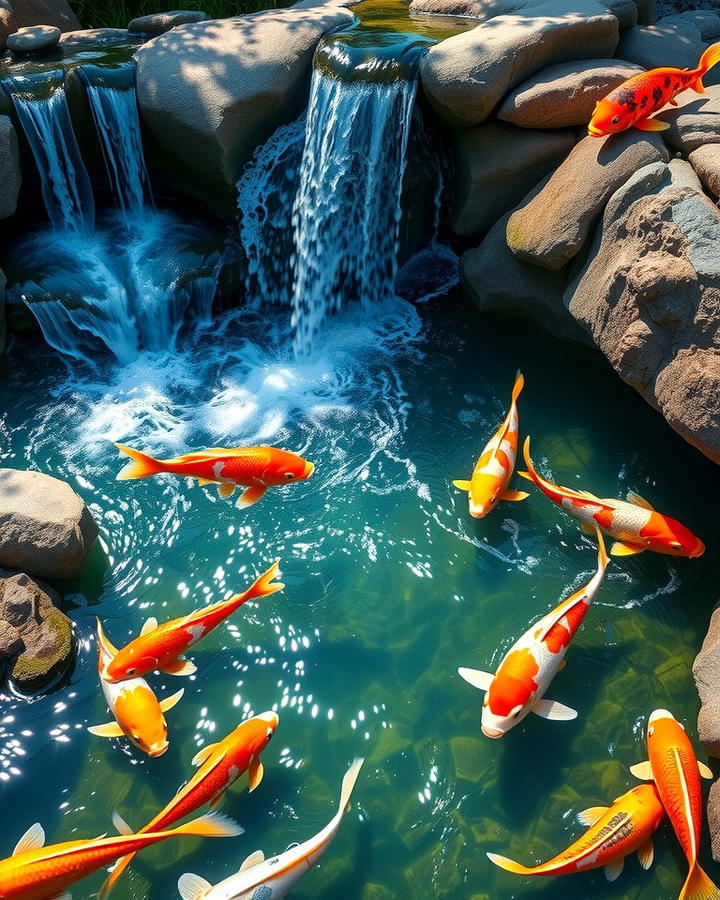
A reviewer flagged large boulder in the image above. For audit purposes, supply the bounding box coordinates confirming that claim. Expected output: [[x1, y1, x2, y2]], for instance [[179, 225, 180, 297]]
[[409, 0, 637, 29], [0, 571, 75, 692], [128, 9, 209, 35], [7, 23, 60, 51], [451, 123, 574, 236], [135, 7, 355, 214], [0, 469, 98, 579], [566, 160, 720, 464], [0, 0, 17, 50], [497, 59, 643, 129], [419, 2, 619, 128], [506, 130, 668, 270], [10, 0, 79, 31], [695, 604, 720, 759], [689, 144, 720, 199], [615, 19, 705, 71], [660, 10, 720, 39], [0, 116, 20, 221], [661, 85, 720, 155]]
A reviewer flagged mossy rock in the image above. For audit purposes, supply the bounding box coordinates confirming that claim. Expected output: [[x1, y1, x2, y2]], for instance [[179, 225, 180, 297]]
[[11, 606, 75, 692], [361, 883, 394, 900], [449, 735, 490, 783]]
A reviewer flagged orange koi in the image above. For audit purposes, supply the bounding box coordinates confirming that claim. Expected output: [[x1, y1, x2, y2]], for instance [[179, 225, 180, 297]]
[[588, 43, 720, 136], [453, 371, 529, 518], [520, 437, 705, 558], [115, 443, 315, 508], [101, 559, 283, 683], [0, 811, 240, 900], [459, 528, 608, 738], [101, 711, 279, 896], [631, 710, 719, 900], [88, 620, 184, 757], [488, 784, 665, 881]]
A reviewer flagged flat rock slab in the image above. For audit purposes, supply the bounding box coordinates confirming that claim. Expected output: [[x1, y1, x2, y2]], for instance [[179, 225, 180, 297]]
[[660, 10, 720, 40], [420, 1, 619, 127], [616, 19, 705, 71], [506, 130, 668, 270], [451, 122, 574, 236], [0, 469, 97, 579], [690, 144, 720, 198], [59, 27, 134, 44], [128, 10, 209, 35], [498, 58, 643, 128], [7, 23, 60, 51], [410, 0, 637, 29], [661, 85, 720, 154]]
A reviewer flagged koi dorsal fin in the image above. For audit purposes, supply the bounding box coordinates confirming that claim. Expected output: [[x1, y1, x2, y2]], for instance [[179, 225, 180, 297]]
[[178, 873, 213, 900], [141, 617, 158, 636], [191, 742, 219, 767], [626, 491, 655, 511], [13, 823, 45, 856], [577, 806, 609, 827], [239, 849, 265, 871]]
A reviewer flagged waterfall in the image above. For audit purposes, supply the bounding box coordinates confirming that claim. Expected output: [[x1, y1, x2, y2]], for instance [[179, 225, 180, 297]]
[[4, 70, 94, 233], [290, 68, 417, 356], [79, 64, 153, 216]]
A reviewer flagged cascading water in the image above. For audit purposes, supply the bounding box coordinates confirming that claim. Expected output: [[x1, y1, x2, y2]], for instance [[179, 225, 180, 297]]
[[4, 69, 94, 233], [79, 63, 153, 216]]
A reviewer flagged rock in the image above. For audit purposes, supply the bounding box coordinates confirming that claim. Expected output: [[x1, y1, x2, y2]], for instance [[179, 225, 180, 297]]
[[10, 0, 79, 31], [708, 779, 720, 863], [419, 2, 619, 128], [128, 10, 209, 36], [498, 59, 643, 129], [0, 117, 20, 221], [59, 27, 134, 45], [410, 0, 637, 29], [662, 85, 720, 155], [0, 0, 17, 50], [6, 23, 60, 51], [135, 7, 355, 213], [615, 20, 704, 71], [506, 130, 668, 270], [694, 604, 720, 758], [689, 145, 720, 199], [566, 160, 720, 464], [451, 123, 574, 236], [461, 209, 589, 341], [0, 469, 98, 579], [0, 572, 75, 691], [635, 0, 656, 26], [660, 10, 720, 40]]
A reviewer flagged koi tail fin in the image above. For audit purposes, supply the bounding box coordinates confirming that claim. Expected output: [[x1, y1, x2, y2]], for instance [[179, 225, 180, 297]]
[[338, 757, 364, 815], [679, 861, 720, 900], [511, 370, 524, 404], [243, 558, 285, 603], [694, 41, 720, 92], [486, 852, 536, 876], [115, 443, 163, 480], [167, 811, 243, 839]]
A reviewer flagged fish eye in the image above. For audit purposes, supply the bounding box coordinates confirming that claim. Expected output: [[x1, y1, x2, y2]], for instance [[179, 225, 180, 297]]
[[132, 734, 141, 743], [670, 541, 682, 549], [284, 472, 295, 480], [648, 725, 654, 737], [127, 667, 136, 676], [612, 116, 621, 124], [266, 727, 274, 740]]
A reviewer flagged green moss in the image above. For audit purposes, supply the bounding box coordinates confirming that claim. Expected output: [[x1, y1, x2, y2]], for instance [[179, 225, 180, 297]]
[[11, 608, 75, 692]]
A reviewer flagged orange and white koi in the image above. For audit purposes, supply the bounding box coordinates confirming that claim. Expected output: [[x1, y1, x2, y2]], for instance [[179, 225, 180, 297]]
[[88, 619, 184, 757], [520, 437, 705, 558], [177, 758, 364, 900], [589, 43, 720, 136], [101, 711, 279, 897], [459, 527, 608, 738], [453, 371, 529, 518], [101, 559, 283, 683], [488, 784, 665, 881], [0, 811, 241, 900], [115, 443, 315, 508], [631, 710, 719, 900]]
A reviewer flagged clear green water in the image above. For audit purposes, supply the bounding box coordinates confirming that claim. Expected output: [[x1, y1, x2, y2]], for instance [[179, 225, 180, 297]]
[[0, 292, 718, 899]]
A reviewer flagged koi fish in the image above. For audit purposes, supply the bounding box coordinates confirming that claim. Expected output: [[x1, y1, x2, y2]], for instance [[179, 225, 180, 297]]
[[631, 710, 719, 900], [588, 42, 720, 135], [101, 559, 283, 683], [488, 783, 665, 881], [520, 437, 705, 558], [459, 527, 608, 738], [101, 711, 279, 897], [115, 443, 315, 508], [0, 811, 241, 900], [453, 371, 529, 518], [177, 757, 364, 900], [88, 619, 184, 757]]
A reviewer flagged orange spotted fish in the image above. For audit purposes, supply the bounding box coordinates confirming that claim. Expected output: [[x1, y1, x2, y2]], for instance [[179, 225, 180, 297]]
[[115, 443, 315, 508], [488, 784, 665, 882], [588, 42, 720, 135], [631, 710, 719, 900], [458, 527, 608, 738], [0, 811, 240, 900], [88, 619, 184, 757], [453, 371, 529, 518], [520, 437, 705, 558], [101, 711, 279, 896], [101, 559, 283, 683]]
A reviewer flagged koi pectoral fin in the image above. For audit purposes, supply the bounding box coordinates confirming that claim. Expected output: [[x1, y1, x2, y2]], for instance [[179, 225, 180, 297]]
[[159, 688, 185, 713], [577, 806, 609, 827], [88, 722, 125, 739], [630, 760, 653, 781], [237, 485, 267, 508], [605, 858, 624, 882], [699, 760, 714, 780], [499, 489, 529, 502], [160, 657, 197, 677], [532, 698, 577, 721], [178, 873, 213, 900], [218, 482, 235, 499], [634, 116, 670, 131], [452, 480, 471, 491], [248, 756, 264, 793], [610, 541, 645, 557], [457, 667, 493, 692], [637, 839, 654, 870]]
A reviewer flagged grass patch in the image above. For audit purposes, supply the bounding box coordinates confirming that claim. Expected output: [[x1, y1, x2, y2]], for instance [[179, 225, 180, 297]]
[[69, 0, 287, 29]]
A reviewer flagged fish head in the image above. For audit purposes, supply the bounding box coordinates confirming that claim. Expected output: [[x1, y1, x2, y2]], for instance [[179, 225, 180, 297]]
[[103, 643, 154, 683], [646, 708, 689, 754], [642, 513, 705, 558], [588, 97, 629, 136], [468, 474, 503, 518], [264, 449, 315, 487], [481, 674, 534, 738], [114, 683, 169, 758], [233, 710, 280, 757]]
